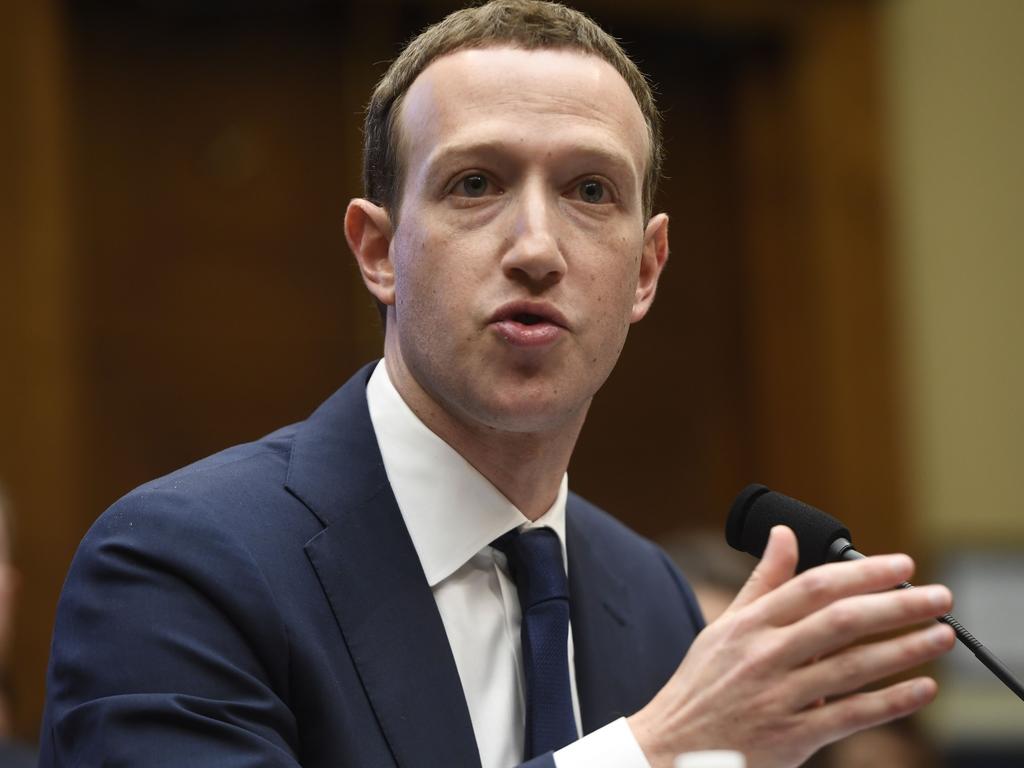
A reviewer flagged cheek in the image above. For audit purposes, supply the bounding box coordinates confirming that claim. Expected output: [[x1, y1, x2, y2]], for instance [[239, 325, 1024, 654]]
[[392, 223, 437, 295], [393, 225, 473, 327], [590, 235, 642, 305], [587, 237, 643, 349]]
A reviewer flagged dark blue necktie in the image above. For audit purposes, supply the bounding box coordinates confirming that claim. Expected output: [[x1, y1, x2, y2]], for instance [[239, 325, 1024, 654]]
[[493, 527, 577, 758]]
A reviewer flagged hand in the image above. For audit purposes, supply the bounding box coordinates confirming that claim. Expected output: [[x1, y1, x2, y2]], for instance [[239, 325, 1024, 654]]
[[628, 525, 955, 768]]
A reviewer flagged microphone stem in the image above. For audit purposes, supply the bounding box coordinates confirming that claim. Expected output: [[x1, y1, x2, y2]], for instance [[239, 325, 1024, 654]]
[[834, 541, 1024, 702], [896, 581, 1024, 703]]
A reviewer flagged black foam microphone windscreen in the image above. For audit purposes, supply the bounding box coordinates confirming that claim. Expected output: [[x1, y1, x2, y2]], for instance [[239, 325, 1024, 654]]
[[727, 484, 852, 573]]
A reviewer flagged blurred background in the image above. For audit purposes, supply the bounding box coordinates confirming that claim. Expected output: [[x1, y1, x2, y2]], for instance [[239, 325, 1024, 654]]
[[2, 0, 1022, 763]]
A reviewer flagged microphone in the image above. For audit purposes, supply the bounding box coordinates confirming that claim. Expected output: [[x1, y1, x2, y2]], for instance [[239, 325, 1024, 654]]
[[727, 483, 1024, 703]]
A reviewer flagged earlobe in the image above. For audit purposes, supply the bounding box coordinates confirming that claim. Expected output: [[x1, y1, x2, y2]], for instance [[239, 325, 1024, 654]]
[[345, 198, 396, 306], [631, 213, 669, 323]]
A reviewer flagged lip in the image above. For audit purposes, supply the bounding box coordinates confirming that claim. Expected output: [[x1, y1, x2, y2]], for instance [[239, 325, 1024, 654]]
[[488, 300, 569, 348], [488, 301, 569, 329]]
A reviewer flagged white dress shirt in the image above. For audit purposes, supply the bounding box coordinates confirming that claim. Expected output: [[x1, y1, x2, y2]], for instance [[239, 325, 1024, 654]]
[[366, 362, 651, 768]]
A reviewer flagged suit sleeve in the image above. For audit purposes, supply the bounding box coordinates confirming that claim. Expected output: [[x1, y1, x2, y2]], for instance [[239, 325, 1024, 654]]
[[518, 756, 557, 768], [656, 547, 707, 633], [39, 491, 302, 767]]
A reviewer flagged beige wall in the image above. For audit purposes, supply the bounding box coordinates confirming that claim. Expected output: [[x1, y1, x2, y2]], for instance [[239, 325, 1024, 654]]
[[884, 0, 1024, 549]]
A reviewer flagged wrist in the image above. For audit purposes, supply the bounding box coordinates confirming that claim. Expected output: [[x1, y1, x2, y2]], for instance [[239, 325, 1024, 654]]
[[627, 707, 675, 768]]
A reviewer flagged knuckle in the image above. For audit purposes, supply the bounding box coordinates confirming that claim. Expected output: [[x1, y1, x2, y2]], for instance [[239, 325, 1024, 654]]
[[887, 687, 917, 717], [863, 684, 921, 724], [897, 638, 923, 667], [836, 700, 866, 730], [834, 650, 865, 682], [731, 627, 787, 678], [852, 691, 893, 728], [731, 603, 765, 635], [816, 697, 864, 741], [740, 640, 777, 675], [827, 603, 859, 634], [913, 625, 953, 657], [754, 637, 784, 669], [918, 627, 942, 651], [745, 566, 768, 589], [800, 570, 832, 602]]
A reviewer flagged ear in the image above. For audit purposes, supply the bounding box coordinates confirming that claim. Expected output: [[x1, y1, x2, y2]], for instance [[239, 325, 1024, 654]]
[[630, 213, 669, 323], [345, 198, 395, 306]]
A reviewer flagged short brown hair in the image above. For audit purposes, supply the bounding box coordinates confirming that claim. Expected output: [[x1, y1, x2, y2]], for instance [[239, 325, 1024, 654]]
[[363, 0, 663, 221]]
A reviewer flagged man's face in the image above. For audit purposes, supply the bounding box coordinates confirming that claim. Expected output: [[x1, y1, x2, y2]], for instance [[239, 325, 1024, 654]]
[[382, 46, 667, 435]]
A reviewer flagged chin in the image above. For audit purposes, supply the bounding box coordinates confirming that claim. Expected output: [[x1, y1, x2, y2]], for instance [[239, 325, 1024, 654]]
[[469, 388, 589, 435]]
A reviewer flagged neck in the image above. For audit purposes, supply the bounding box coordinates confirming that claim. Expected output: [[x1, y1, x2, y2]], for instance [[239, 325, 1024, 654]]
[[384, 357, 586, 522], [441, 419, 582, 522]]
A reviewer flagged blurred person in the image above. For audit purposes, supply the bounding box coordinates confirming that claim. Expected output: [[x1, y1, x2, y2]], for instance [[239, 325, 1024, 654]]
[[660, 530, 754, 623], [40, 2, 956, 766], [0, 486, 38, 768], [810, 718, 938, 768]]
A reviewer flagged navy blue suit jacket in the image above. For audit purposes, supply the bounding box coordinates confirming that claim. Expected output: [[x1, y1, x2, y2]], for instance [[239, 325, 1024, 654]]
[[40, 363, 704, 767]]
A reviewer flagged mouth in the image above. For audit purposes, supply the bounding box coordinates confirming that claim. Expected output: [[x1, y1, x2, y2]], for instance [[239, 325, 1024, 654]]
[[514, 313, 546, 326], [489, 302, 569, 329], [489, 302, 568, 347]]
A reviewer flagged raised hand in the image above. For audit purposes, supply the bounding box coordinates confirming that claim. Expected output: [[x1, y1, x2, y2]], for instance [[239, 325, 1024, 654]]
[[628, 525, 955, 768]]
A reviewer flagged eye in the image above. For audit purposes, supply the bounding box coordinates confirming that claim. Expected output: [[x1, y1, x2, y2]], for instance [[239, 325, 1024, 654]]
[[454, 174, 491, 198], [578, 179, 607, 204]]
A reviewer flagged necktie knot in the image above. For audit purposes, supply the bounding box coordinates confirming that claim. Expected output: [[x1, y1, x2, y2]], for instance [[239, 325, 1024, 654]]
[[493, 527, 568, 609]]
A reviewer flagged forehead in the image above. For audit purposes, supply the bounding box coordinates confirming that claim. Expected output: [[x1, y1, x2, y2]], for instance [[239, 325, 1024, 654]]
[[396, 46, 649, 181]]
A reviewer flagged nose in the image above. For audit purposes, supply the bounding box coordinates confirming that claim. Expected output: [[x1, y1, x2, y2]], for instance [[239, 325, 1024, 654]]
[[500, 182, 566, 289]]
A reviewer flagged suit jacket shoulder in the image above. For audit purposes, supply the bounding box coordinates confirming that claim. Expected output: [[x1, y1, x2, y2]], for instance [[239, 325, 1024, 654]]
[[40, 362, 703, 768]]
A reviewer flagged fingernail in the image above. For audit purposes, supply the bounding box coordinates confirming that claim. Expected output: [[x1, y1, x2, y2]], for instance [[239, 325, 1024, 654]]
[[889, 554, 913, 576], [924, 585, 951, 609], [927, 625, 952, 647], [914, 679, 935, 701]]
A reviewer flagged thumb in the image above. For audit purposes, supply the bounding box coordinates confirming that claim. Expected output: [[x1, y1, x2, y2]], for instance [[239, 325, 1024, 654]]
[[725, 525, 799, 614]]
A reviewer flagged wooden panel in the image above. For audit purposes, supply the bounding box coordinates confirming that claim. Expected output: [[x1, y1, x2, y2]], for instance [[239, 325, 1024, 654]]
[[736, 3, 908, 555], [735, 37, 838, 508], [795, 4, 908, 555], [0, 0, 82, 740], [66, 6, 392, 528]]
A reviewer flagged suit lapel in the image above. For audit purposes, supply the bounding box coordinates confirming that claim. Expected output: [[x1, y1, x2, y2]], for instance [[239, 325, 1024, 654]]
[[566, 498, 637, 734], [287, 363, 481, 768]]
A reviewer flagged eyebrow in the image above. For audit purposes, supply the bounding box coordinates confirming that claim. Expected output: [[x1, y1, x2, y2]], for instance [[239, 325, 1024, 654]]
[[424, 138, 640, 183]]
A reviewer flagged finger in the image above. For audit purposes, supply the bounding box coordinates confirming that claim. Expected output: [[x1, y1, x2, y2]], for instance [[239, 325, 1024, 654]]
[[752, 553, 916, 628], [799, 676, 938, 746], [776, 583, 953, 667], [807, 654, 825, 708], [726, 525, 798, 613], [787, 623, 955, 709]]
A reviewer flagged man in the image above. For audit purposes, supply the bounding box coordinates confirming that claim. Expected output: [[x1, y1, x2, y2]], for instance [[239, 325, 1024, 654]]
[[40, 2, 955, 766]]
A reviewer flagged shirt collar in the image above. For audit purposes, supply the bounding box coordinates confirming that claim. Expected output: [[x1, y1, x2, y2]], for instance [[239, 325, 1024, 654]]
[[366, 361, 568, 587]]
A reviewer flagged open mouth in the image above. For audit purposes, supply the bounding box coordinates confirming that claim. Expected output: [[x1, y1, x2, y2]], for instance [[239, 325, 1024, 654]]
[[515, 313, 545, 326], [489, 302, 569, 334], [489, 303, 566, 347]]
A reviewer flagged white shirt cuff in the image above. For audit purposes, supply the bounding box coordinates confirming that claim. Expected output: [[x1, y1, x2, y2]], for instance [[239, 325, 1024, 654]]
[[553, 717, 652, 768]]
